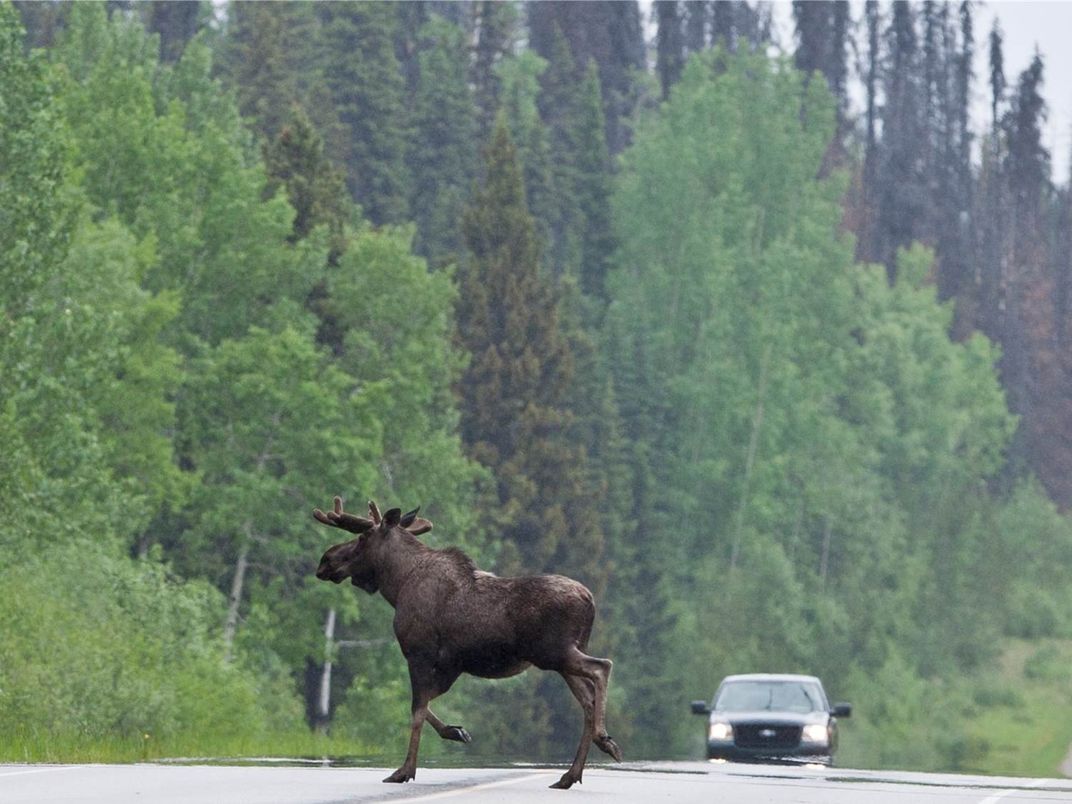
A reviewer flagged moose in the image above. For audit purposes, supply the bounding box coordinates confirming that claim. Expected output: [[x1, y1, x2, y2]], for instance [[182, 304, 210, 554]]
[[313, 496, 622, 789]]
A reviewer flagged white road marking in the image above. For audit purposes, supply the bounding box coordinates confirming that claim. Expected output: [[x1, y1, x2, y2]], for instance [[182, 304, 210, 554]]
[[977, 777, 1049, 804], [396, 771, 557, 802], [0, 766, 85, 779]]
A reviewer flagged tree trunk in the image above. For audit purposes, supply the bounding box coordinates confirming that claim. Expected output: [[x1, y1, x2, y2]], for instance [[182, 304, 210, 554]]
[[819, 515, 832, 587], [730, 344, 771, 570], [223, 531, 250, 662], [315, 607, 336, 733]]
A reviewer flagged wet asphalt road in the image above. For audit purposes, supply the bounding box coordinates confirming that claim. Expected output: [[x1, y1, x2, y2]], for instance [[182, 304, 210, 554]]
[[3, 760, 1072, 803]]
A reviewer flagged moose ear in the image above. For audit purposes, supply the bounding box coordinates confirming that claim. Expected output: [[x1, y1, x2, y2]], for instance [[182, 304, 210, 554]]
[[399, 507, 420, 529], [382, 507, 402, 528], [407, 517, 433, 536]]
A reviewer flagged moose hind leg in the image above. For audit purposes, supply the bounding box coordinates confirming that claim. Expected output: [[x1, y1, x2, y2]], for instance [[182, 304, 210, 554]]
[[551, 672, 596, 790], [564, 675, 621, 761], [568, 648, 622, 763]]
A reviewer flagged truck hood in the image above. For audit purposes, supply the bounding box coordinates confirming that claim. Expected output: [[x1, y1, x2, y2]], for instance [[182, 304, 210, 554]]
[[711, 710, 828, 726]]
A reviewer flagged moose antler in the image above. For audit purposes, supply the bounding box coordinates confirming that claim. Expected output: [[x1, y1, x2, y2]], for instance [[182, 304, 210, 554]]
[[312, 496, 374, 534], [314, 496, 433, 535]]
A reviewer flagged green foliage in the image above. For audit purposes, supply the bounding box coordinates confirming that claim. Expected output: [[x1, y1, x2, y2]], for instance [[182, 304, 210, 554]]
[[605, 49, 1027, 755], [0, 2, 72, 316], [326, 226, 484, 548], [331, 675, 409, 749], [986, 482, 1072, 640], [44, 216, 189, 545], [177, 324, 380, 663], [0, 551, 304, 752], [5, 0, 1072, 775], [0, 3, 480, 757], [56, 5, 325, 346]]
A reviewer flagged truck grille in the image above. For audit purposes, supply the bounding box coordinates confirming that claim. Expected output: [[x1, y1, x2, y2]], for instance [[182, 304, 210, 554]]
[[734, 723, 802, 749]]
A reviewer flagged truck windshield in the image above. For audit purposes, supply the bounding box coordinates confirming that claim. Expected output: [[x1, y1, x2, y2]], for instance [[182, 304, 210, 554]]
[[714, 681, 824, 713]]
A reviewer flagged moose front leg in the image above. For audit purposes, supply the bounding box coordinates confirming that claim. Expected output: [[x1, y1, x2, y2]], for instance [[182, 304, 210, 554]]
[[385, 698, 428, 783], [384, 660, 458, 783], [385, 681, 431, 783]]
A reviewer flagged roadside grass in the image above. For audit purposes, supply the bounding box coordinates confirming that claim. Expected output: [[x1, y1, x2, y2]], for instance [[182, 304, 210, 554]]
[[0, 729, 382, 765], [959, 639, 1072, 778]]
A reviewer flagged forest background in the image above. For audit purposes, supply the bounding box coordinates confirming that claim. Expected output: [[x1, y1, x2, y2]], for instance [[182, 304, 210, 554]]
[[4, 0, 1072, 777]]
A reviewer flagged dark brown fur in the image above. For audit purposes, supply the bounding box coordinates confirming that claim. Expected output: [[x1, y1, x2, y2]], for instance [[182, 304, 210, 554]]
[[313, 497, 621, 789]]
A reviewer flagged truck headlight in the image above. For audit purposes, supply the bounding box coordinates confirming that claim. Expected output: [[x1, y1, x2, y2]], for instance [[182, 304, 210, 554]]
[[709, 722, 733, 741], [802, 724, 828, 744]]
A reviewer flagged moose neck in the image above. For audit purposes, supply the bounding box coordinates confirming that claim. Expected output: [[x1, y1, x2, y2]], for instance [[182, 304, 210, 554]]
[[375, 529, 431, 608]]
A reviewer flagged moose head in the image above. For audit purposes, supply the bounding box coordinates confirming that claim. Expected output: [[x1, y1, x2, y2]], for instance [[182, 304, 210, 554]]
[[313, 497, 431, 594]]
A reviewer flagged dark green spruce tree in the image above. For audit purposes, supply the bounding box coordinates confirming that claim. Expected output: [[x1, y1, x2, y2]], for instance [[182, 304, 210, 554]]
[[874, 1, 927, 278], [683, 0, 708, 54], [472, 0, 518, 141], [12, 0, 67, 50], [989, 19, 1006, 128], [573, 61, 616, 303], [454, 117, 609, 756], [143, 0, 204, 64], [408, 15, 478, 267], [496, 49, 557, 267], [456, 118, 605, 586], [1000, 55, 1053, 492], [941, 0, 976, 323], [320, 1, 410, 225], [655, 0, 685, 100], [792, 0, 850, 138], [526, 0, 645, 154], [709, 1, 772, 53], [855, 0, 883, 261], [262, 106, 350, 253], [537, 27, 583, 278], [261, 106, 352, 354], [219, 2, 313, 141], [532, 33, 616, 294], [973, 20, 1008, 345]]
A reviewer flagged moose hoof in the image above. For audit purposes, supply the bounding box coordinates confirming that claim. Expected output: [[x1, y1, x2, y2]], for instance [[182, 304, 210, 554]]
[[383, 767, 414, 784], [549, 771, 579, 789], [443, 725, 472, 744], [595, 733, 623, 762]]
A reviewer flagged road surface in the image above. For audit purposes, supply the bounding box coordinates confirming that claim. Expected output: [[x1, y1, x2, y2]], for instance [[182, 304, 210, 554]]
[[3, 760, 1071, 803]]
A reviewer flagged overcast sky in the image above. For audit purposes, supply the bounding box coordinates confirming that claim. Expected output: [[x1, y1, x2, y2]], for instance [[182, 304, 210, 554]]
[[761, 1, 1072, 182], [977, 1, 1072, 181]]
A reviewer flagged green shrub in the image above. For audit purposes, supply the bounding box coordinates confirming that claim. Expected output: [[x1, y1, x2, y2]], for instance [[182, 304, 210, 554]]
[[0, 550, 306, 759], [1023, 644, 1070, 683]]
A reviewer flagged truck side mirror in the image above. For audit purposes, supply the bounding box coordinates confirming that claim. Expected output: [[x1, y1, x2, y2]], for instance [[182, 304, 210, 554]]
[[690, 700, 710, 715], [831, 703, 852, 718]]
